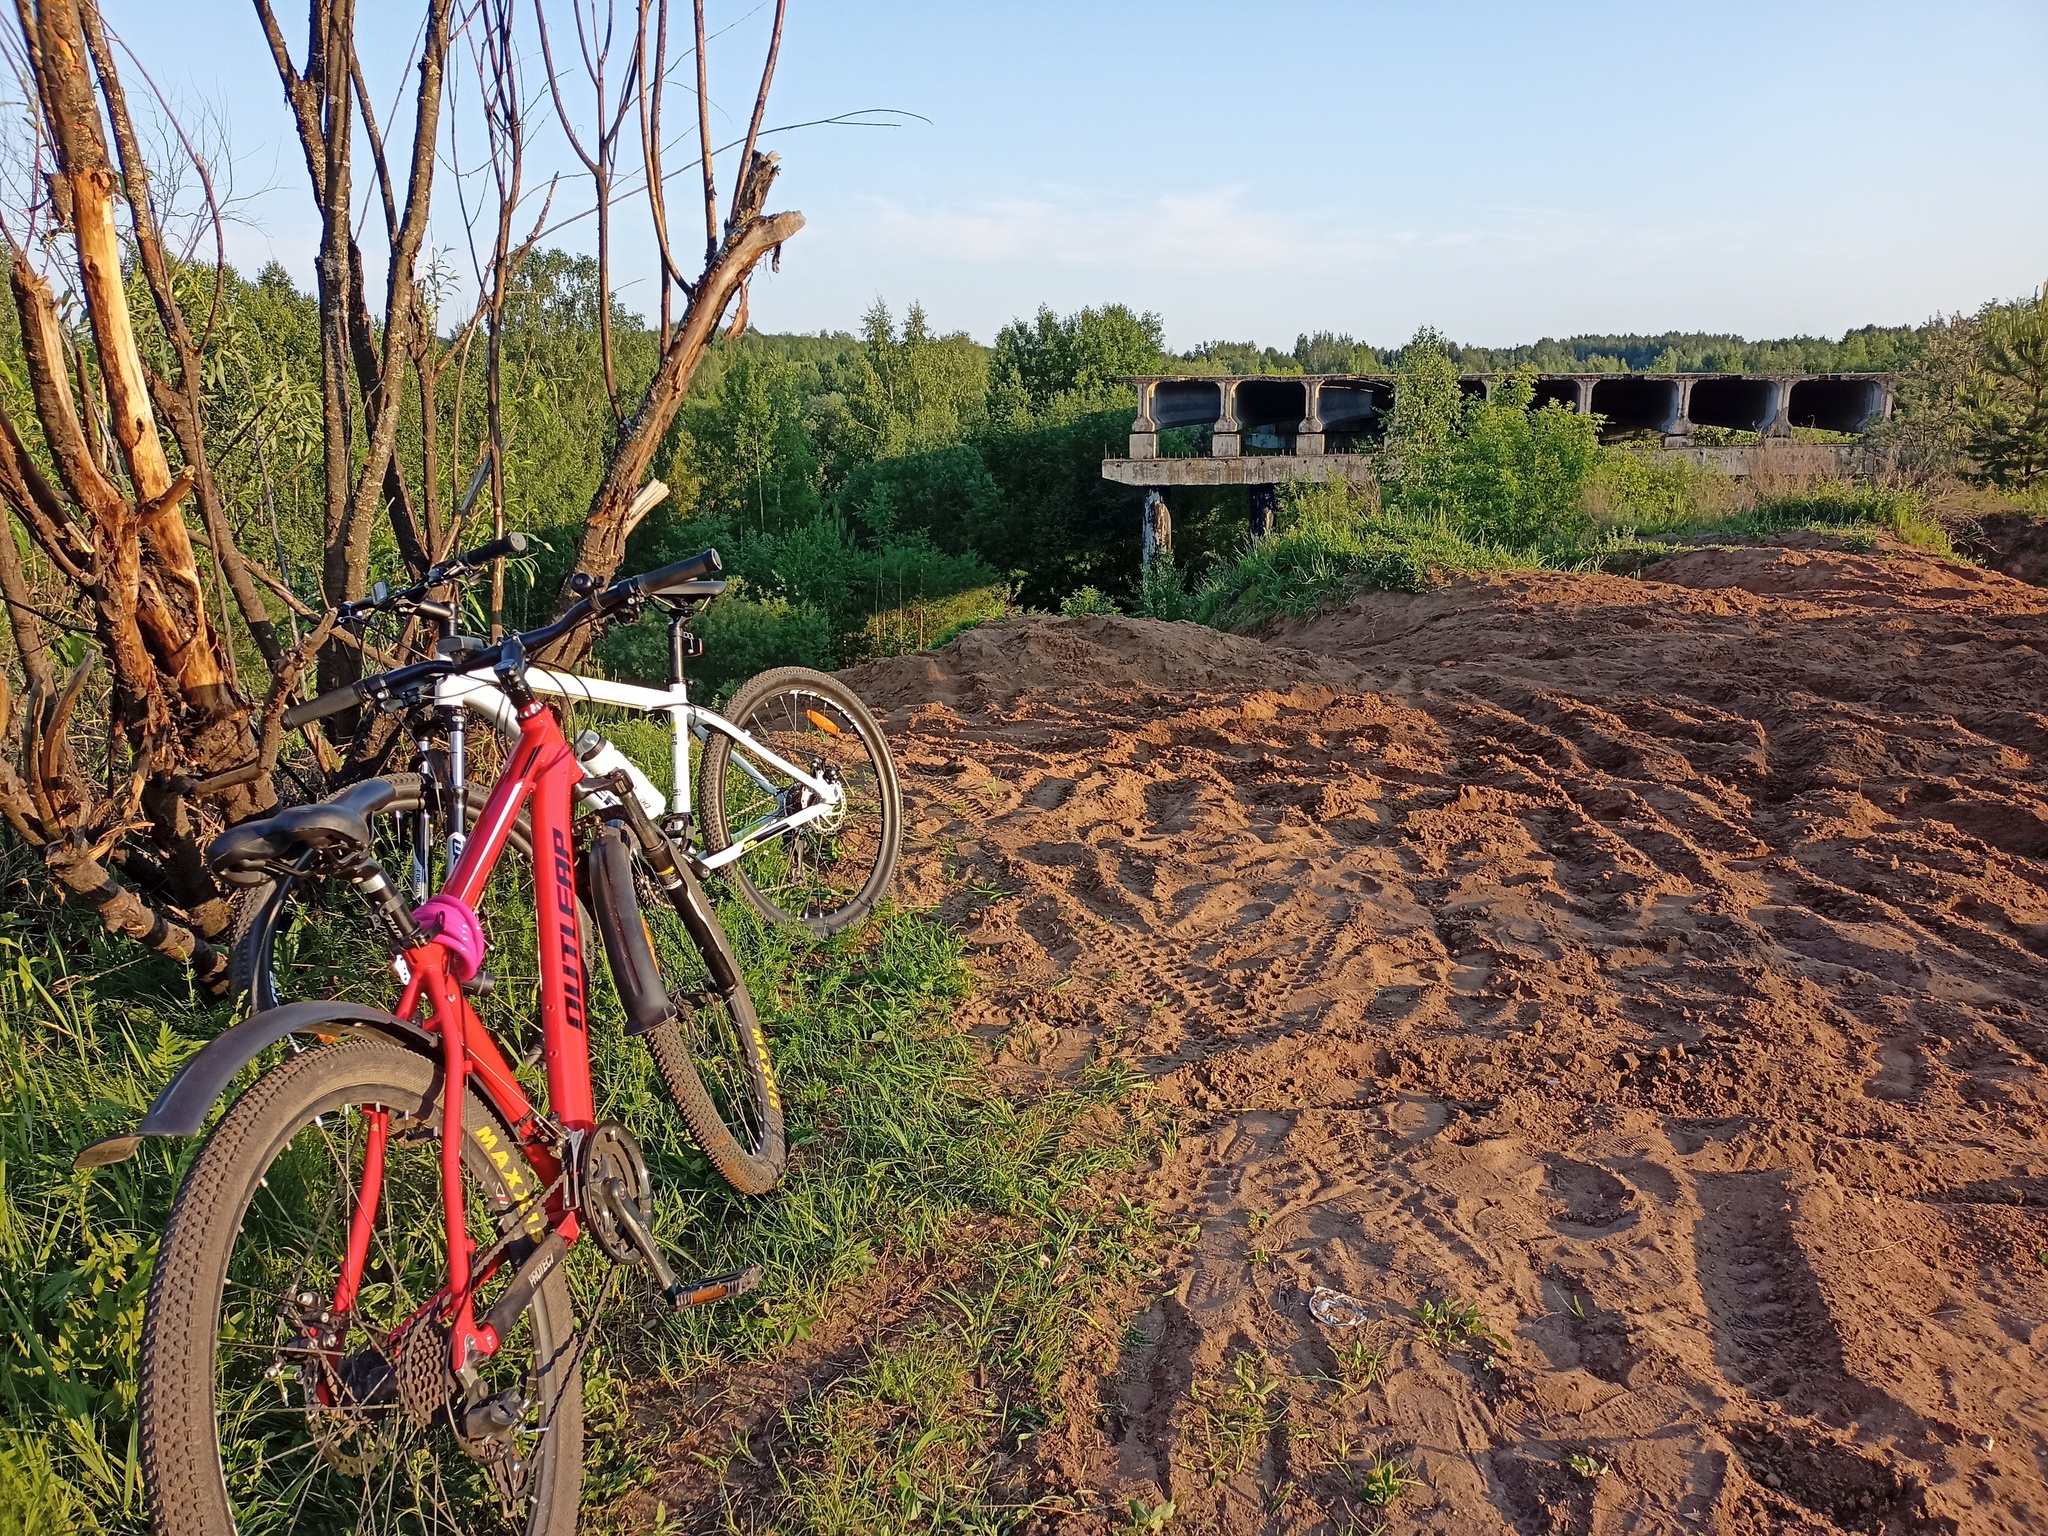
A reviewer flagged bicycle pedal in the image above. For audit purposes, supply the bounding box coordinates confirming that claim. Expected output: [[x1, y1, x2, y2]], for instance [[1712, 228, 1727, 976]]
[[663, 1265, 763, 1311]]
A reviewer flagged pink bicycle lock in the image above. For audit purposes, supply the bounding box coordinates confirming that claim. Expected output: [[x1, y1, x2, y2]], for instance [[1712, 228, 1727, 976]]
[[413, 894, 488, 982]]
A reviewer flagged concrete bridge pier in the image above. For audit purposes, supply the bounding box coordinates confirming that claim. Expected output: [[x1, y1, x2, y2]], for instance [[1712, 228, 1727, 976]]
[[1130, 379, 1160, 459], [1212, 380, 1243, 457], [1297, 378, 1326, 456]]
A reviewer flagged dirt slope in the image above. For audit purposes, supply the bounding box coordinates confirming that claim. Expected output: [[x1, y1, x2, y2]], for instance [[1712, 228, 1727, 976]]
[[843, 537, 2048, 1535]]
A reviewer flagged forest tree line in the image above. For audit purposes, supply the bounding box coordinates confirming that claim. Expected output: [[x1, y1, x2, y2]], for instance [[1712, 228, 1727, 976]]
[[5, 248, 2043, 709]]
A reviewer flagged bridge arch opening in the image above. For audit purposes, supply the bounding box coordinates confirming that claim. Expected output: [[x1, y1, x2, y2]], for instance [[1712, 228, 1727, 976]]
[[1530, 377, 1580, 411], [1590, 376, 1681, 438], [1788, 378, 1882, 435], [1688, 376, 1774, 433], [1236, 378, 1306, 450], [1318, 380, 1393, 445], [1151, 379, 1223, 430]]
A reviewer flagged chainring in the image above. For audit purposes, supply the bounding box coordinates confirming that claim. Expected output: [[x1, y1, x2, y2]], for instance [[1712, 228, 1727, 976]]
[[579, 1121, 655, 1266]]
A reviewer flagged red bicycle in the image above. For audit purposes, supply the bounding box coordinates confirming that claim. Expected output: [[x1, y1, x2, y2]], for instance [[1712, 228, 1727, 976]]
[[77, 551, 780, 1534]]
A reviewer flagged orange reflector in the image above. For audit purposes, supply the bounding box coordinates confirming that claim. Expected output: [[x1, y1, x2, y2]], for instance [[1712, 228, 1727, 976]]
[[805, 709, 842, 736]]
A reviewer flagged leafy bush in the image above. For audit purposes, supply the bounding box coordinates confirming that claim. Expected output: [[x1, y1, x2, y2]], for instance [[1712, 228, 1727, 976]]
[[597, 583, 837, 699], [1130, 559, 1194, 622], [1059, 586, 1119, 616], [610, 507, 1004, 688], [1389, 366, 1601, 549], [974, 409, 1147, 607], [835, 445, 1004, 555], [1194, 480, 1536, 631]]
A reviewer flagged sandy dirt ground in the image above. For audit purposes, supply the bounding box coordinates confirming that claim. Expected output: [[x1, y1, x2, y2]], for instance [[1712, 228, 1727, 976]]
[[829, 536, 2048, 1535]]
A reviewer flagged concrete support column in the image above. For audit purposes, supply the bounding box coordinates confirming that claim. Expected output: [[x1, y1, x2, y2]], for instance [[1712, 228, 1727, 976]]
[[1212, 378, 1242, 457], [1574, 377, 1596, 414], [1142, 489, 1173, 574], [1296, 378, 1326, 456], [1249, 483, 1279, 539], [1668, 377, 1696, 442], [1129, 379, 1159, 459], [1760, 377, 1792, 438], [1873, 381, 1896, 429]]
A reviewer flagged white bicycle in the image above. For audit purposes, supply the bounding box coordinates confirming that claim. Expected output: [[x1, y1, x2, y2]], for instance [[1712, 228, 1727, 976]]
[[234, 539, 901, 1012]]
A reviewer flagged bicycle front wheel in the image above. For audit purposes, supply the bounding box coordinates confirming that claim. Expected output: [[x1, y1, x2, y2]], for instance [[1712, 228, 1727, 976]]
[[139, 1037, 582, 1535], [698, 667, 901, 935]]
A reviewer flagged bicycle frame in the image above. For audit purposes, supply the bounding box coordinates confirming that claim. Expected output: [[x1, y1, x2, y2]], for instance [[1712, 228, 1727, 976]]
[[432, 665, 840, 873], [334, 696, 592, 1381]]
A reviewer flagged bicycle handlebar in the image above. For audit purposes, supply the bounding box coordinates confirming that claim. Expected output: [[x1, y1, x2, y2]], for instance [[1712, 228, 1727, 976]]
[[285, 548, 723, 731], [281, 681, 365, 731]]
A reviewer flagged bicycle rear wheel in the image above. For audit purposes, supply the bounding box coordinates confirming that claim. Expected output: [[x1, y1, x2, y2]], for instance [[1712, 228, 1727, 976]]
[[139, 1037, 581, 1535], [230, 776, 546, 1048], [698, 667, 901, 935]]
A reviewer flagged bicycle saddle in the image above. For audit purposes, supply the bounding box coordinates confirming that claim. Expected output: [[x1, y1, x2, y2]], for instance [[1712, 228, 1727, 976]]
[[207, 778, 401, 887], [646, 576, 726, 602]]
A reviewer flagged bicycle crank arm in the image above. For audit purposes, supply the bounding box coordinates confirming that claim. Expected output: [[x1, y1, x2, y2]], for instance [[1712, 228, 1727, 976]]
[[588, 1173, 763, 1310]]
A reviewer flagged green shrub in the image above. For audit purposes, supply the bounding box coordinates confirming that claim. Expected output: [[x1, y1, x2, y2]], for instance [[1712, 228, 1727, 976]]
[[597, 582, 836, 699], [1194, 480, 1536, 631], [1390, 367, 1601, 549], [1130, 559, 1193, 621], [1058, 586, 1118, 616]]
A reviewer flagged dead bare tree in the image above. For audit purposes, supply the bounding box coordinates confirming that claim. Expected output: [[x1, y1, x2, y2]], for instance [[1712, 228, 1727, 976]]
[[537, 0, 799, 670], [0, 0, 805, 982], [253, 0, 450, 681], [0, 0, 283, 982]]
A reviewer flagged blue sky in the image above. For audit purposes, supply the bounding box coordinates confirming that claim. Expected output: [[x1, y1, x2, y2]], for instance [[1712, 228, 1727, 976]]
[[108, 1, 2047, 350]]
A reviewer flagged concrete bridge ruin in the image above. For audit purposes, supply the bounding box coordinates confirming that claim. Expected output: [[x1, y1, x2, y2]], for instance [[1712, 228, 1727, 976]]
[[1103, 370, 1895, 559]]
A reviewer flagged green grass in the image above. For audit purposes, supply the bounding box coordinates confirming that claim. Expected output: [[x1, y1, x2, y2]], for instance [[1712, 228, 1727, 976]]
[[0, 839, 1160, 1533], [1192, 501, 1538, 631], [1178, 471, 1965, 637], [1411, 1297, 1509, 1354], [1183, 1351, 1285, 1487]]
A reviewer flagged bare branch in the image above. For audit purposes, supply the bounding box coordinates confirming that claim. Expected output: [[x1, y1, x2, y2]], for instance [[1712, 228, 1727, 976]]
[[692, 0, 713, 264], [728, 0, 782, 227]]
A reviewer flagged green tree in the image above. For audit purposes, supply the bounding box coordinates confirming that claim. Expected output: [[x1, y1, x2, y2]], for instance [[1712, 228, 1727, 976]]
[[839, 300, 989, 466], [668, 344, 822, 531], [989, 303, 1163, 426], [1965, 290, 2048, 491], [1387, 327, 1465, 459]]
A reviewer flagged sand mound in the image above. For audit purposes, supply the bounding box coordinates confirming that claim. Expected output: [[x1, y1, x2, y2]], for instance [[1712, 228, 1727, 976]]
[[839, 613, 1369, 711], [664, 545, 2048, 1531]]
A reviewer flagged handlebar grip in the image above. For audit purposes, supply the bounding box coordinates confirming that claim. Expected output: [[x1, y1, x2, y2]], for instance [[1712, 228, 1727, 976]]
[[602, 548, 723, 609], [282, 681, 365, 730], [460, 530, 529, 567]]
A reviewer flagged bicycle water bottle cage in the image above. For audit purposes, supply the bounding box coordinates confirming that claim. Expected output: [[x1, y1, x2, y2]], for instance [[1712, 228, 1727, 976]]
[[412, 894, 487, 982]]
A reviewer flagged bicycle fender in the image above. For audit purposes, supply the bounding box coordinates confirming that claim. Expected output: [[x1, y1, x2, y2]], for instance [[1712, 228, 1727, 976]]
[[72, 1002, 436, 1169]]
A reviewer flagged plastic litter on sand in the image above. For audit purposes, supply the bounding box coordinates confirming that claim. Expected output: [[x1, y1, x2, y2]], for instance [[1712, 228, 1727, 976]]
[[1308, 1286, 1368, 1327]]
